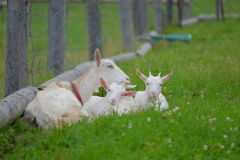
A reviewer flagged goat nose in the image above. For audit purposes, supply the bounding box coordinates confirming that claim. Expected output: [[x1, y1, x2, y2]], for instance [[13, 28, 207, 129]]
[[111, 99, 116, 103], [152, 91, 156, 95], [126, 77, 130, 81]]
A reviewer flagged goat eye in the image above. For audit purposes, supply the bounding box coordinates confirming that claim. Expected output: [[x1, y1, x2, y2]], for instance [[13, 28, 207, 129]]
[[107, 65, 113, 69], [108, 89, 111, 92], [160, 84, 162, 86], [146, 83, 149, 85]]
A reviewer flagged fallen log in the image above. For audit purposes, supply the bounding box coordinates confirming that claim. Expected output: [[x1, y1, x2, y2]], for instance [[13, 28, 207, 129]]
[[0, 86, 38, 128], [181, 17, 199, 26], [39, 61, 94, 89], [109, 52, 137, 62]]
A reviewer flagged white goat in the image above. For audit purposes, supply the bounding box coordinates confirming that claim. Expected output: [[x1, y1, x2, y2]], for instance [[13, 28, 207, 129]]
[[84, 78, 136, 118], [113, 96, 136, 116], [134, 69, 173, 111], [24, 49, 131, 129]]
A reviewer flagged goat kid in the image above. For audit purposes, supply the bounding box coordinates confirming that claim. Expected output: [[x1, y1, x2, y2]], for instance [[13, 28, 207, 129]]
[[134, 69, 173, 111], [84, 78, 136, 118]]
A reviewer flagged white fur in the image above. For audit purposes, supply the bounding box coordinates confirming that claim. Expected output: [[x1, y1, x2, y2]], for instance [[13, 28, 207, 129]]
[[158, 93, 169, 111], [84, 96, 103, 108], [85, 96, 136, 117], [134, 69, 173, 111], [84, 79, 136, 118], [113, 96, 136, 116], [24, 49, 130, 129]]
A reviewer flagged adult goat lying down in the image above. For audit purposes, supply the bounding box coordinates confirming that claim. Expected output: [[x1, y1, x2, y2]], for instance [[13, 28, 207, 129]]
[[24, 49, 131, 129], [134, 69, 173, 110]]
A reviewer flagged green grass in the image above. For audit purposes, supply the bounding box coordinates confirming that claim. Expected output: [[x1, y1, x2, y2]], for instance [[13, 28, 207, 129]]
[[0, 17, 239, 159], [0, 0, 240, 98]]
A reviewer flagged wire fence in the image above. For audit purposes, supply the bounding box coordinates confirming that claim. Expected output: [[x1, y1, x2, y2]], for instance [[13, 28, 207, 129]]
[[0, 0, 239, 99]]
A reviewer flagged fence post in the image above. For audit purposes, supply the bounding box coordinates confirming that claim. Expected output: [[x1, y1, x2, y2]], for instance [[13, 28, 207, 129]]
[[48, 0, 66, 76], [185, 0, 192, 19], [0, 1, 3, 17], [119, 0, 134, 51], [177, 0, 183, 26], [153, 0, 164, 33], [216, 0, 224, 20], [166, 0, 173, 26], [132, 0, 148, 36], [5, 0, 30, 96], [86, 0, 103, 60]]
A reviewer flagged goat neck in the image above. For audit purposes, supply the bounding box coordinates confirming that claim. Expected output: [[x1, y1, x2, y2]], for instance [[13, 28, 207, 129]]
[[72, 65, 99, 104]]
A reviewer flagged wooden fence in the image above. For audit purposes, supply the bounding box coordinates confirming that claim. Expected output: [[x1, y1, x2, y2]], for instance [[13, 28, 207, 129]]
[[3, 0, 194, 96]]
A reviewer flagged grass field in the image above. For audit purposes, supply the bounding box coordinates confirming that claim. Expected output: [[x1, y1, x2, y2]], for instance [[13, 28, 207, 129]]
[[0, 14, 239, 159], [1, 0, 240, 159]]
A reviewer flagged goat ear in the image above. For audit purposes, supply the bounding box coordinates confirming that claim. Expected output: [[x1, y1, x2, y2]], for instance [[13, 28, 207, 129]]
[[94, 48, 101, 67], [123, 84, 137, 89], [136, 69, 147, 82], [161, 71, 173, 83], [100, 78, 108, 90], [123, 91, 137, 97], [125, 85, 137, 89]]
